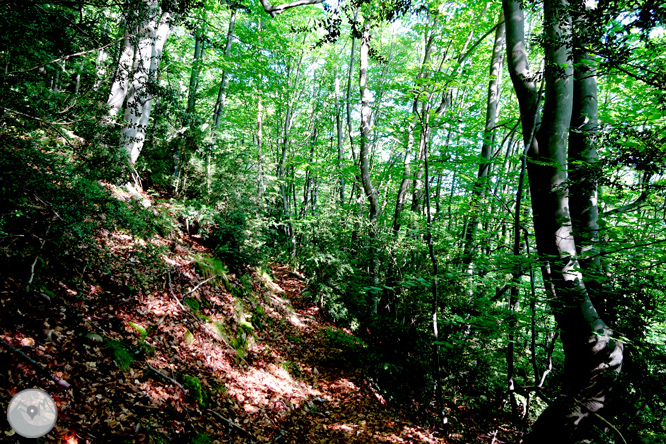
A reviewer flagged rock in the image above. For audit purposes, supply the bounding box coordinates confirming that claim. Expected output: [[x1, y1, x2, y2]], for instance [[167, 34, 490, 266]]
[[86, 333, 104, 343]]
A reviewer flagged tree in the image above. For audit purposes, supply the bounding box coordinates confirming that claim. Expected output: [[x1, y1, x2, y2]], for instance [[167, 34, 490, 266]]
[[3, 0, 665, 441], [503, 0, 623, 440], [107, 0, 173, 172]]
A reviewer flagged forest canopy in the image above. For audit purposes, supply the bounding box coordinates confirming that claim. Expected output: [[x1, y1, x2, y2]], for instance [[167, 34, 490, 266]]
[[1, 0, 665, 442]]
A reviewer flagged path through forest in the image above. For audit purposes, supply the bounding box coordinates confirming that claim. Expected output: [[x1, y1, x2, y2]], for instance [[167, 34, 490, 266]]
[[0, 217, 505, 443], [251, 265, 450, 443]]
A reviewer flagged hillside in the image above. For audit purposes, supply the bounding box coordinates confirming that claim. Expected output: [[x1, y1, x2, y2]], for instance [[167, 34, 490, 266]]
[[2, 1, 665, 442], [0, 199, 517, 444]]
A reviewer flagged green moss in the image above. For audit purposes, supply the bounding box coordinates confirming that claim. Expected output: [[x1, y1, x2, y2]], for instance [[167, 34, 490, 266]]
[[183, 375, 207, 406], [105, 339, 135, 372]]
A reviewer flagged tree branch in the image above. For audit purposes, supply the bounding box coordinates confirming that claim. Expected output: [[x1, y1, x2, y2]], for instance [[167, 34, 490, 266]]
[[260, 0, 324, 17], [601, 192, 648, 217], [7, 38, 123, 75], [0, 338, 71, 388]]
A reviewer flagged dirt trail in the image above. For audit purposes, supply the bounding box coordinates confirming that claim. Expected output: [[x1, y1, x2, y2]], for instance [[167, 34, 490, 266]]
[[0, 224, 453, 444], [255, 265, 450, 444]]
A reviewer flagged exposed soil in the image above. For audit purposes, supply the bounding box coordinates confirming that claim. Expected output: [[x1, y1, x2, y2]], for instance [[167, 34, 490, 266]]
[[0, 218, 516, 444]]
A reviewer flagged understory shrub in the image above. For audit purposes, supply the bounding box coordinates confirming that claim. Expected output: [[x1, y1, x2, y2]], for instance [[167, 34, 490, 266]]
[[207, 211, 252, 270], [0, 132, 164, 291]]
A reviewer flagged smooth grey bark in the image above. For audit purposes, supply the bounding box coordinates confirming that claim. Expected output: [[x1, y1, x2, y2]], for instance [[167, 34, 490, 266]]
[[503, 0, 624, 441], [421, 119, 443, 412], [359, 23, 379, 224], [187, 26, 205, 114], [278, 105, 293, 217], [106, 24, 135, 119], [257, 95, 264, 201], [568, 3, 602, 312], [392, 120, 414, 235], [118, 1, 172, 166], [335, 70, 345, 207], [461, 11, 505, 268], [256, 17, 265, 202], [212, 8, 237, 127], [346, 8, 359, 159], [359, 22, 380, 314]]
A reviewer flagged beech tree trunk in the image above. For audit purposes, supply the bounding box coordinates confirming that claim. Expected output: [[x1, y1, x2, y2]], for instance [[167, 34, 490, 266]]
[[359, 23, 379, 224], [503, 0, 624, 441], [392, 120, 414, 235], [335, 70, 345, 207], [256, 17, 265, 202], [461, 11, 505, 268], [346, 8, 358, 159], [213, 8, 237, 127], [568, 3, 603, 312], [106, 18, 135, 119], [117, 1, 172, 166], [359, 22, 380, 314], [187, 25, 205, 115]]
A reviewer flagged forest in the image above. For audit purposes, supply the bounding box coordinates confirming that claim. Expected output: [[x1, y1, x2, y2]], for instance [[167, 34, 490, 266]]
[[0, 0, 665, 443]]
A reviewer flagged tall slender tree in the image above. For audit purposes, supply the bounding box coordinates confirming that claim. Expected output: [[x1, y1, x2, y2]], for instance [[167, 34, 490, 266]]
[[503, 0, 624, 440]]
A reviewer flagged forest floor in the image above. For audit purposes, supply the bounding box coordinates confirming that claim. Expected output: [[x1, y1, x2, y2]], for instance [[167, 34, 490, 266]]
[[0, 198, 519, 444]]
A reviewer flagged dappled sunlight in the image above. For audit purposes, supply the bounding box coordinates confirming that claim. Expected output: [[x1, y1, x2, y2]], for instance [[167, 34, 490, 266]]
[[139, 380, 184, 409], [226, 362, 322, 413], [288, 312, 308, 328], [196, 340, 234, 373], [136, 292, 179, 317], [329, 422, 359, 434], [325, 377, 358, 395]]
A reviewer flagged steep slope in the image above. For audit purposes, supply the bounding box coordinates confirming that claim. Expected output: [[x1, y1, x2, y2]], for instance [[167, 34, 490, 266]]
[[0, 201, 517, 444], [0, 210, 454, 444]]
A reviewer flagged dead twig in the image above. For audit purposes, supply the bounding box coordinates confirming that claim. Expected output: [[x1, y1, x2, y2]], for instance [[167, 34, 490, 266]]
[[146, 365, 185, 391], [0, 338, 70, 388], [207, 408, 258, 441], [182, 274, 219, 297], [28, 220, 52, 285]]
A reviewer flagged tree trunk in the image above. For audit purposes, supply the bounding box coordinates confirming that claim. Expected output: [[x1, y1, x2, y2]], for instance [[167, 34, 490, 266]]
[[503, 0, 624, 440], [359, 22, 380, 314], [119, 1, 171, 166], [410, 120, 429, 214], [421, 113, 443, 412], [107, 9, 140, 120], [256, 16, 265, 203], [335, 69, 345, 207], [392, 120, 414, 235], [568, 3, 603, 313], [213, 8, 237, 127], [187, 25, 205, 115], [461, 11, 505, 268], [257, 95, 265, 202], [359, 23, 379, 224], [278, 105, 293, 218], [346, 8, 358, 159], [175, 20, 206, 193]]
